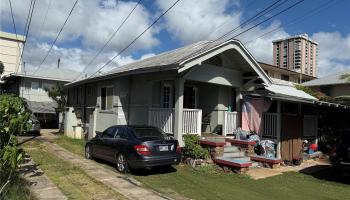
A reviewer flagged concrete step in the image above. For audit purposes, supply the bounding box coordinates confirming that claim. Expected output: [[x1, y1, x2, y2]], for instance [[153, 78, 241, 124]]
[[249, 161, 260, 168], [223, 146, 240, 153], [223, 156, 251, 162], [223, 151, 246, 158], [215, 157, 252, 168], [225, 142, 232, 146]]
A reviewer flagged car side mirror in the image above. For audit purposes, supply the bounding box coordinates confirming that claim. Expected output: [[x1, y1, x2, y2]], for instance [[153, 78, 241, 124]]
[[95, 131, 102, 138]]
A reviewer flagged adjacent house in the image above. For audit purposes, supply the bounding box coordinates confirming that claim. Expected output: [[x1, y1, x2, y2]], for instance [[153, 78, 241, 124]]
[[0, 31, 25, 77], [64, 39, 323, 161], [2, 68, 80, 128], [259, 62, 315, 83], [303, 70, 350, 97]]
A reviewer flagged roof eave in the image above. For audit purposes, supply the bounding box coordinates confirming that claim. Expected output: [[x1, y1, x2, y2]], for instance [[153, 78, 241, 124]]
[[65, 64, 179, 88]]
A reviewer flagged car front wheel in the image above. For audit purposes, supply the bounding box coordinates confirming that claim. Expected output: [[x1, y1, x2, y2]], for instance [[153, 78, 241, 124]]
[[116, 153, 128, 173], [85, 145, 92, 159]]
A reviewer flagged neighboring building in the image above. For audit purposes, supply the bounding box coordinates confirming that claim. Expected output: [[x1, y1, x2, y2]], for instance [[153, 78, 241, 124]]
[[259, 62, 316, 84], [0, 31, 25, 76], [303, 70, 350, 97], [2, 68, 80, 128], [273, 34, 318, 77], [64, 39, 321, 161]]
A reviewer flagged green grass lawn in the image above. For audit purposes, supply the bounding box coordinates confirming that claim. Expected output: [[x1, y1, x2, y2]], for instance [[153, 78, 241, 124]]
[[52, 134, 350, 200], [22, 140, 125, 200]]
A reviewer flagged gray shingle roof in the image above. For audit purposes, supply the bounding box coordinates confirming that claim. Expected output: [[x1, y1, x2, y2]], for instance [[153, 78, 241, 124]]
[[103, 40, 215, 76], [17, 68, 80, 82], [303, 70, 350, 86]]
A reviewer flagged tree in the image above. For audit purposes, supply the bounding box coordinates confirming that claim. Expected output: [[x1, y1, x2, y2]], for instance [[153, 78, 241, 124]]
[[44, 83, 67, 133], [0, 94, 31, 196]]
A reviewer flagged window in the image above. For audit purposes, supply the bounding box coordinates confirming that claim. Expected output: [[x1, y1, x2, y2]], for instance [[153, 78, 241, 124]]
[[102, 127, 116, 138], [31, 81, 39, 90], [42, 82, 54, 90], [75, 87, 82, 105], [101, 87, 113, 110], [132, 127, 165, 139], [162, 84, 172, 108], [184, 86, 197, 109], [281, 74, 290, 81], [25, 81, 31, 90], [115, 127, 129, 139]]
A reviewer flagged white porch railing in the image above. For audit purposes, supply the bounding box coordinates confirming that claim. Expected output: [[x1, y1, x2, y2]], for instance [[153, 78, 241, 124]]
[[148, 108, 202, 135], [183, 109, 202, 135], [262, 113, 278, 138], [303, 115, 318, 137], [223, 111, 238, 136]]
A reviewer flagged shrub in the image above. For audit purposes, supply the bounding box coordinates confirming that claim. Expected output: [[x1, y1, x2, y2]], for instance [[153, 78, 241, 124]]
[[183, 134, 209, 159], [0, 94, 31, 196]]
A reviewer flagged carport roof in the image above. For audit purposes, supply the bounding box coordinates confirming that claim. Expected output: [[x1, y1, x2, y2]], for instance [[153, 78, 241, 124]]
[[27, 101, 57, 114]]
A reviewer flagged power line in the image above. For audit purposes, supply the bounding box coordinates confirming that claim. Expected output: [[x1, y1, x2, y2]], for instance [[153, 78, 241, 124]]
[[25, 0, 53, 63], [8, 0, 22, 75], [230, 0, 305, 39], [17, 0, 36, 74], [177, 0, 290, 64], [74, 0, 143, 81], [243, 0, 341, 45], [87, 0, 181, 79], [215, 0, 288, 42], [31, 0, 79, 76]]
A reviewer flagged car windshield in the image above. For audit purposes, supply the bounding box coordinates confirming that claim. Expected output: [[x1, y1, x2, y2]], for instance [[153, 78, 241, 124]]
[[132, 127, 165, 139]]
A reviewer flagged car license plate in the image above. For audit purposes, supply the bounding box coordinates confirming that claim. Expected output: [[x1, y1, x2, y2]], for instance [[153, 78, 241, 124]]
[[159, 145, 169, 151]]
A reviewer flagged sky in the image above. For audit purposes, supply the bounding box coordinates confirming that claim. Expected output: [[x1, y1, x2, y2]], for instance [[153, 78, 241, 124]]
[[1, 0, 350, 79]]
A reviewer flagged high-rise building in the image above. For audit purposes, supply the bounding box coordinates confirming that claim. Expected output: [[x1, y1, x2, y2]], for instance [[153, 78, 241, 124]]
[[272, 34, 318, 77]]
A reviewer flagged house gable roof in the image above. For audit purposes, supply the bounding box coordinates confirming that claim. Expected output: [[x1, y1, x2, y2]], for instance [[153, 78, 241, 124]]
[[68, 39, 272, 87]]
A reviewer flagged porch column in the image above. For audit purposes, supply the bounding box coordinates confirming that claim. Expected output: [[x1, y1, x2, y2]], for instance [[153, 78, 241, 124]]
[[235, 88, 242, 127], [174, 77, 185, 146], [276, 101, 282, 159]]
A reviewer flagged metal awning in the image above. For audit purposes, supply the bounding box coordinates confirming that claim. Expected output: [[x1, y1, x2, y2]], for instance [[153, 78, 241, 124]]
[[265, 84, 317, 103], [27, 101, 57, 114]]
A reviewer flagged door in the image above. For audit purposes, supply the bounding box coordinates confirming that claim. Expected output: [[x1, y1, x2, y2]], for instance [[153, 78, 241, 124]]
[[94, 126, 116, 160], [281, 114, 303, 161]]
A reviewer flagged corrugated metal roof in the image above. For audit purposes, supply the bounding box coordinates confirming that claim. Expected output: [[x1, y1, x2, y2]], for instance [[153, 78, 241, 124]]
[[266, 84, 317, 102], [16, 68, 80, 82], [27, 101, 57, 113], [302, 70, 350, 86]]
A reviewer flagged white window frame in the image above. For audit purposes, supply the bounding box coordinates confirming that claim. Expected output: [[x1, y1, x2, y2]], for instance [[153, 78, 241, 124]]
[[161, 83, 173, 108]]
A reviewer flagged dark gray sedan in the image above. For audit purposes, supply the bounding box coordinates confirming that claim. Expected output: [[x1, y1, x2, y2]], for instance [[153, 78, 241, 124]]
[[85, 125, 181, 172]]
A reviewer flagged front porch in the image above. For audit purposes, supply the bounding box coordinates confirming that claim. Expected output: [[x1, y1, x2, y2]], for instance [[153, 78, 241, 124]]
[[148, 107, 238, 136]]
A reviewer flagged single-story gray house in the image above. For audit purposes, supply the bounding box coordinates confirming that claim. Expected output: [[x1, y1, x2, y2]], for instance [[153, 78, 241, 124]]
[[65, 39, 322, 161]]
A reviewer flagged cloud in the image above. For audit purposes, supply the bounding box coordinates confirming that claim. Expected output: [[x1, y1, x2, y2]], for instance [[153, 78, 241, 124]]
[[312, 32, 350, 77], [155, 0, 290, 64], [0, 0, 160, 75], [156, 0, 241, 44]]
